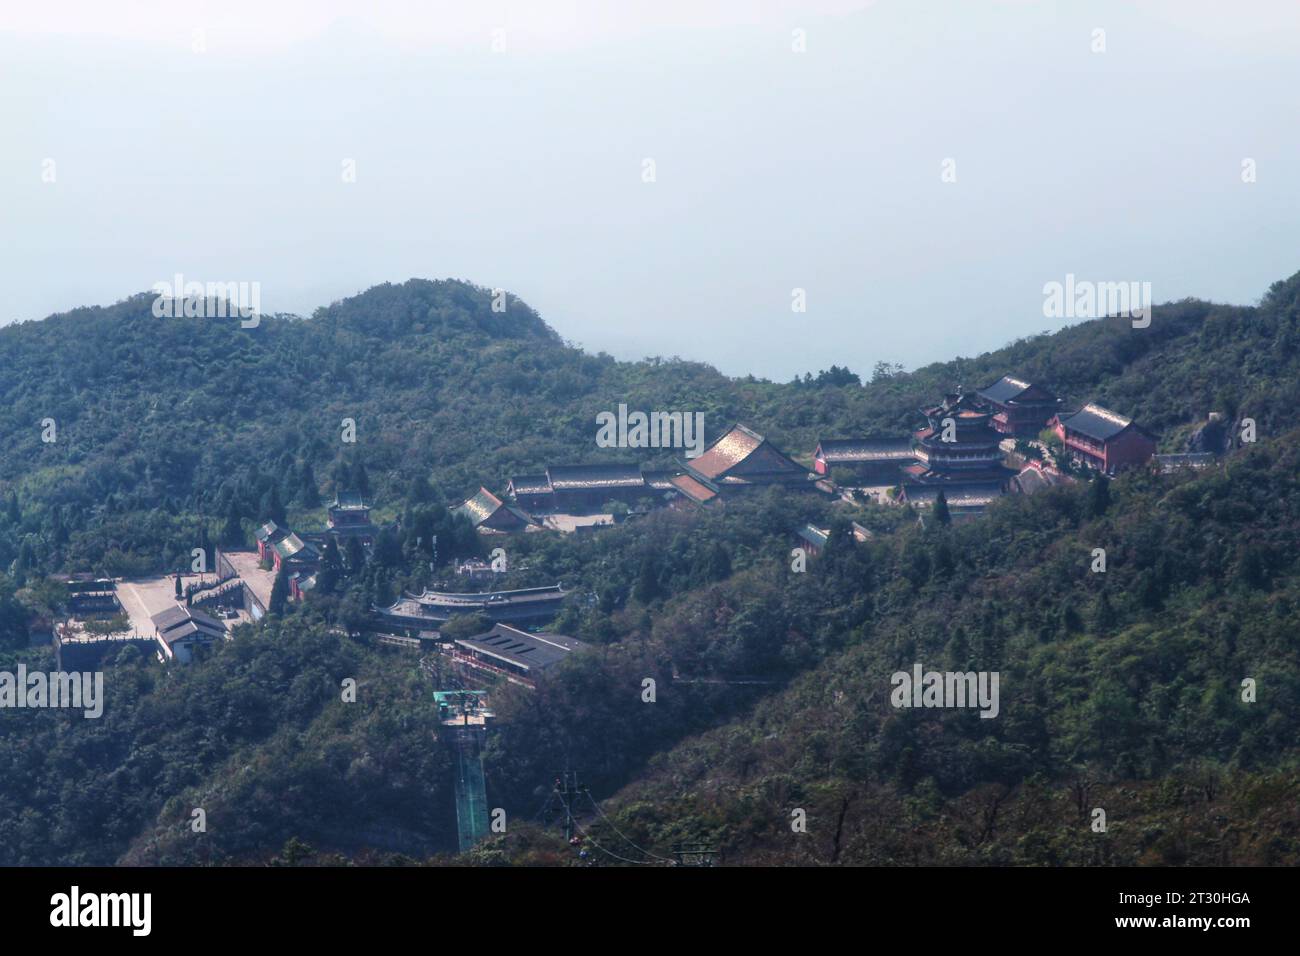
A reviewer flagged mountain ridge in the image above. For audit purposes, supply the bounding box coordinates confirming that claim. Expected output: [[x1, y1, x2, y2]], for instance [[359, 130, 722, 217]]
[[2, 269, 1299, 865]]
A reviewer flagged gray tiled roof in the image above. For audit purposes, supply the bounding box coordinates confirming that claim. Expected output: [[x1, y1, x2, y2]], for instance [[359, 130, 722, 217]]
[[817, 437, 915, 463], [455, 623, 587, 672], [151, 605, 226, 644], [978, 376, 1034, 404], [1058, 403, 1137, 442], [547, 463, 646, 490], [508, 474, 553, 495]]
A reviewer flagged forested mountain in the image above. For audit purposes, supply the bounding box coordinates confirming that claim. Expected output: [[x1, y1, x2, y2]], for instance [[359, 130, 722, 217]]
[[2, 271, 1299, 865]]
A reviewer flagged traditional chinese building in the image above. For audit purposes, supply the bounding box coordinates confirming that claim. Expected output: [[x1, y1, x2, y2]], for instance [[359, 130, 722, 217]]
[[1052, 403, 1156, 474], [451, 623, 588, 684], [975, 376, 1062, 437], [269, 531, 320, 574], [909, 391, 1014, 483], [255, 520, 291, 563], [1012, 460, 1070, 495], [507, 464, 660, 513], [152, 605, 228, 663], [62, 578, 121, 615], [641, 470, 680, 499], [326, 490, 378, 546], [455, 487, 536, 533], [904, 483, 1014, 521], [901, 390, 1014, 515], [668, 472, 720, 506], [793, 522, 871, 558], [673, 424, 814, 502], [543, 463, 650, 511], [374, 584, 567, 633], [813, 437, 916, 483], [506, 474, 555, 513], [288, 571, 317, 602]]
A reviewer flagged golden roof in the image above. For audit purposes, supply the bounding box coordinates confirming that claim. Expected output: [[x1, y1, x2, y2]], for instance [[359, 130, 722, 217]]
[[689, 424, 764, 480]]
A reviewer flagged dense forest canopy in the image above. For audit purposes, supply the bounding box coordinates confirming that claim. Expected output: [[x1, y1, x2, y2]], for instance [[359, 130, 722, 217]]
[[2, 271, 1299, 865]]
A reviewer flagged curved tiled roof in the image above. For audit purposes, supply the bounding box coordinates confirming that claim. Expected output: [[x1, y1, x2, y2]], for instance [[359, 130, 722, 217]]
[[256, 521, 288, 544], [641, 470, 679, 491], [151, 605, 227, 644], [508, 474, 553, 495], [457, 487, 506, 524], [455, 487, 535, 530], [331, 490, 369, 510], [688, 424, 766, 479], [274, 532, 317, 561], [687, 424, 811, 485], [817, 437, 916, 463], [669, 473, 718, 503], [1058, 403, 1137, 442], [903, 482, 1004, 507], [977, 376, 1033, 404], [546, 463, 645, 490]]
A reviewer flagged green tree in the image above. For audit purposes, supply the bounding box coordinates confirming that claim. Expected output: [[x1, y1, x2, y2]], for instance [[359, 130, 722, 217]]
[[260, 486, 286, 525], [633, 556, 661, 604], [345, 537, 366, 577], [1088, 475, 1110, 517], [933, 491, 951, 526], [317, 538, 344, 595], [440, 613, 491, 641], [222, 499, 244, 546], [298, 462, 321, 508], [1091, 591, 1117, 634], [372, 528, 402, 569], [269, 563, 290, 616], [406, 475, 434, 507]]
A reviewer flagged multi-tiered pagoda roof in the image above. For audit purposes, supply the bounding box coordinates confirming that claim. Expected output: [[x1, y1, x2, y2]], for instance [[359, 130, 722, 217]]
[[899, 390, 1015, 519], [909, 391, 1014, 485]]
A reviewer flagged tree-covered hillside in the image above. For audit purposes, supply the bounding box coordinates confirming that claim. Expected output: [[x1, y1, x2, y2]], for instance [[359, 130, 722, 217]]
[[498, 436, 1300, 865], [1, 271, 1299, 865]]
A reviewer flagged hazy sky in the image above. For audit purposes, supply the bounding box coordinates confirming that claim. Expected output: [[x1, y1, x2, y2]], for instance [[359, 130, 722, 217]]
[[2, 1, 1298, 379]]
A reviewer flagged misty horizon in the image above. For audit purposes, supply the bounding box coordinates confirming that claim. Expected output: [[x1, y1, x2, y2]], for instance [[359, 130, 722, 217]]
[[4, 0, 1299, 377]]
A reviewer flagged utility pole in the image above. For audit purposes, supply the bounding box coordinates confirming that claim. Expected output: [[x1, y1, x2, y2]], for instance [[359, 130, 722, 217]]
[[547, 771, 587, 843]]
